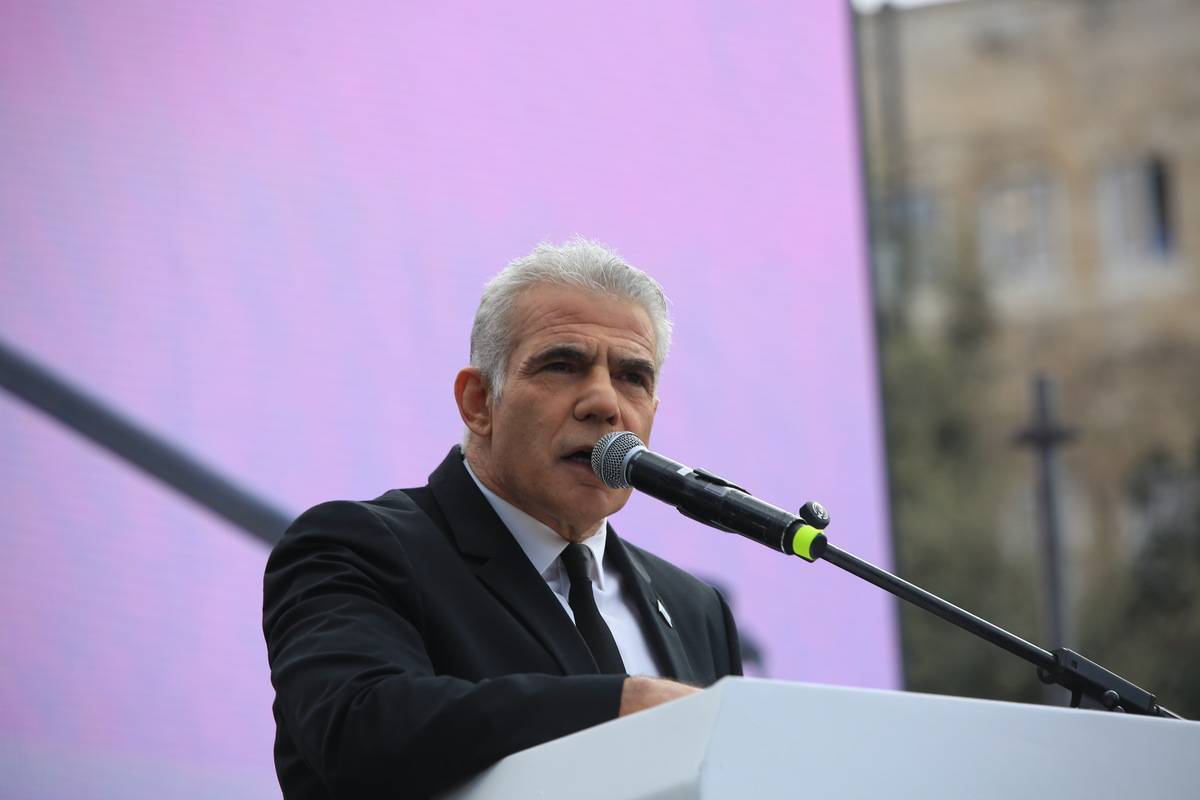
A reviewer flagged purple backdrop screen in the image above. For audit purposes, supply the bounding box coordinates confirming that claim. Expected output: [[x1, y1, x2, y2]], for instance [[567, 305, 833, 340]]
[[1, 3, 896, 796]]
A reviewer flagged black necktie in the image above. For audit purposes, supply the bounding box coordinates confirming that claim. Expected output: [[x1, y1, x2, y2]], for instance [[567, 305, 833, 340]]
[[560, 543, 627, 674]]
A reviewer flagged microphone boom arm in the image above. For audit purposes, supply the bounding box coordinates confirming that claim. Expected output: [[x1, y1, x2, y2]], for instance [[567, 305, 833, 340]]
[[816, 541, 1178, 717], [589, 431, 1182, 719]]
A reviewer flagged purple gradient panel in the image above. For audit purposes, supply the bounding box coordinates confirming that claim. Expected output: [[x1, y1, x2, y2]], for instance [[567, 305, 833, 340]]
[[0, 2, 895, 796]]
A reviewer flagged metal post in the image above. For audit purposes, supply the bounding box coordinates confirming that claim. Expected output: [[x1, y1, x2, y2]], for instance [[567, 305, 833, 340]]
[[1014, 374, 1077, 661]]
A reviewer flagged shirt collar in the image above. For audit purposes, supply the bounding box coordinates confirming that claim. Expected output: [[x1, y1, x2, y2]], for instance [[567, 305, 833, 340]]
[[464, 457, 609, 588]]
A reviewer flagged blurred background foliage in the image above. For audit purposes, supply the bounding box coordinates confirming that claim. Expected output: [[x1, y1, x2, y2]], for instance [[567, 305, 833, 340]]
[[855, 0, 1200, 717]]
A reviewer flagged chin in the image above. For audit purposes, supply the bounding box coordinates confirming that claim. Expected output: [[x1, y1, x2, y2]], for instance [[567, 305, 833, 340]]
[[558, 501, 613, 532], [554, 486, 628, 529]]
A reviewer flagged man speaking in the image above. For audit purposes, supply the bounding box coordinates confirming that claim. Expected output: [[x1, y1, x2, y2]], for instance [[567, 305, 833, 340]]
[[263, 238, 743, 798]]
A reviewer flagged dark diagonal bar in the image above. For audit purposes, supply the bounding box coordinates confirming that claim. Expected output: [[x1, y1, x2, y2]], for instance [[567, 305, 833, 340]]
[[0, 338, 291, 545]]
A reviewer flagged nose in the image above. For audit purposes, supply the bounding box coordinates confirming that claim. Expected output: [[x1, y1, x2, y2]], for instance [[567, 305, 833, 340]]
[[574, 366, 621, 426]]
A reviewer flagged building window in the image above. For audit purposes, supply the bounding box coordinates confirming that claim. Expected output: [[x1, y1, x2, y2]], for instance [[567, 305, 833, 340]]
[[900, 188, 941, 285], [871, 187, 946, 311], [977, 173, 1055, 283], [1096, 154, 1176, 266]]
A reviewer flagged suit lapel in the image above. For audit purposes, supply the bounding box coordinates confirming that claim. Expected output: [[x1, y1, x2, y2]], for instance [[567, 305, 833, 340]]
[[606, 527, 696, 683], [427, 448, 597, 676]]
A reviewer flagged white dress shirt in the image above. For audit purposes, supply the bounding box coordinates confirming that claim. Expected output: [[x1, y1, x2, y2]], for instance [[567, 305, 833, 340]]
[[464, 460, 661, 677]]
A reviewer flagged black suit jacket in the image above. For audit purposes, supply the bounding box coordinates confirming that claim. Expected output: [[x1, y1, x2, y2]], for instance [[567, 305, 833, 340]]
[[263, 447, 742, 799]]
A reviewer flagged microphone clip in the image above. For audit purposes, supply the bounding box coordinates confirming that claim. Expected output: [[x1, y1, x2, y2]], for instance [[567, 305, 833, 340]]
[[674, 467, 751, 534]]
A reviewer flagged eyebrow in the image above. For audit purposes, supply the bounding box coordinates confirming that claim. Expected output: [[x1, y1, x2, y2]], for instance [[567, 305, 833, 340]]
[[614, 355, 657, 379], [523, 345, 657, 383], [522, 344, 592, 370]]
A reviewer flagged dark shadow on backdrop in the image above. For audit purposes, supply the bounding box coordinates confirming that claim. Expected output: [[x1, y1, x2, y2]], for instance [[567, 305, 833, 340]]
[[0, 338, 292, 545]]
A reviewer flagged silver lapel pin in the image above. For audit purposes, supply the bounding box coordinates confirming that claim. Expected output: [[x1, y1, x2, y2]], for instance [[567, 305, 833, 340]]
[[656, 598, 674, 628]]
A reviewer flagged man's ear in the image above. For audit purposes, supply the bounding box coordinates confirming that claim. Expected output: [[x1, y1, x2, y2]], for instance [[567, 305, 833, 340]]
[[454, 367, 493, 438]]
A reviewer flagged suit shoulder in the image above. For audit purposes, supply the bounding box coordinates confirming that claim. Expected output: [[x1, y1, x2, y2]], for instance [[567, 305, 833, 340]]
[[274, 486, 445, 554]]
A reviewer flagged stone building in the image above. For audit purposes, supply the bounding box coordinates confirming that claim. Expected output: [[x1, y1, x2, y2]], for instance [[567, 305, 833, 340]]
[[857, 0, 1200, 646]]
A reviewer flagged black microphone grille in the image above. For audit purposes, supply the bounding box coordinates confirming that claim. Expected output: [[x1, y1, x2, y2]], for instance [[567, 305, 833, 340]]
[[591, 431, 645, 489]]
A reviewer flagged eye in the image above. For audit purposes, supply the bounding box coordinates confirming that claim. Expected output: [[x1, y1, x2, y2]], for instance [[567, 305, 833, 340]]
[[543, 361, 575, 373], [620, 371, 650, 388]]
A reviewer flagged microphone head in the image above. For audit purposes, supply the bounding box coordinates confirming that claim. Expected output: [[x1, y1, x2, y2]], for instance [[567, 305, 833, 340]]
[[591, 431, 645, 489]]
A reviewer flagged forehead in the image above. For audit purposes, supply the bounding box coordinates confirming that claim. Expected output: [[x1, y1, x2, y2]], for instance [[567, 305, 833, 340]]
[[508, 284, 657, 360]]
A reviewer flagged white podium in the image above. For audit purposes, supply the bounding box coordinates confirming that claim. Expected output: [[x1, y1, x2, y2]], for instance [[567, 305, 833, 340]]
[[443, 677, 1200, 799]]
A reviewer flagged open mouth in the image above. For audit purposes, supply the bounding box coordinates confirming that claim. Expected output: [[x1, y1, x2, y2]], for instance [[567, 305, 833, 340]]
[[563, 448, 593, 467]]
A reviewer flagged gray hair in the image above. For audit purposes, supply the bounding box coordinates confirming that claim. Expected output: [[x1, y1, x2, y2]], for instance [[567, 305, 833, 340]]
[[469, 237, 672, 402]]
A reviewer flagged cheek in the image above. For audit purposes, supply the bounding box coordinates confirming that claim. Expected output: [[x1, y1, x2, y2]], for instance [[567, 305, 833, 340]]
[[494, 400, 541, 440], [628, 403, 656, 437]]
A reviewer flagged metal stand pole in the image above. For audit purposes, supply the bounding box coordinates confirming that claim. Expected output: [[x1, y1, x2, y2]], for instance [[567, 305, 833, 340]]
[[1014, 374, 1077, 701]]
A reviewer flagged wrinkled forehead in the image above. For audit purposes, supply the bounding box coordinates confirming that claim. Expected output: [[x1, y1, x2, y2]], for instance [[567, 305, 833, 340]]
[[507, 283, 658, 361]]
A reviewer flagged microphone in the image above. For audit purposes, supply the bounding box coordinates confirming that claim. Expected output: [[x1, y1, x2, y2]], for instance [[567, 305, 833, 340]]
[[591, 432, 829, 561]]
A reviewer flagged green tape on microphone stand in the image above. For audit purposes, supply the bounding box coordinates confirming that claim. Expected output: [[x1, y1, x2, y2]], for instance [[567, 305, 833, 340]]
[[791, 524, 827, 562]]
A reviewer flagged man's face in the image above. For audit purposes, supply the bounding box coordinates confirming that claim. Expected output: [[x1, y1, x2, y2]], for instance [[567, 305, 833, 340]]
[[471, 284, 659, 542]]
